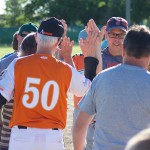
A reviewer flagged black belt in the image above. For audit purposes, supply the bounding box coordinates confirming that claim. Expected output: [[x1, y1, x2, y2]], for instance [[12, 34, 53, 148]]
[[18, 125, 58, 130]]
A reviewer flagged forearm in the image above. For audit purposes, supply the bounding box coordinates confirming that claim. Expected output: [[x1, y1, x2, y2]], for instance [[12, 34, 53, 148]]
[[73, 110, 94, 150], [73, 123, 87, 150], [96, 50, 102, 74]]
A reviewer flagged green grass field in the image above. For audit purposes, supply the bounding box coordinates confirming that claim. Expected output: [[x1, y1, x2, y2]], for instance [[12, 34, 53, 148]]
[[0, 45, 81, 58], [0, 46, 13, 58]]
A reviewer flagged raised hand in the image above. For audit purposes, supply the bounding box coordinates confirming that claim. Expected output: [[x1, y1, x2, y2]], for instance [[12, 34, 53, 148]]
[[59, 36, 75, 67], [79, 31, 101, 58], [85, 19, 105, 45], [60, 36, 74, 58], [80, 19, 106, 73], [60, 19, 68, 37]]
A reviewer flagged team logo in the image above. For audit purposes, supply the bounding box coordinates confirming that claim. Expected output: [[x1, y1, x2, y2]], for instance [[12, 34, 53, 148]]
[[116, 20, 121, 25], [40, 29, 52, 36], [40, 56, 48, 59]]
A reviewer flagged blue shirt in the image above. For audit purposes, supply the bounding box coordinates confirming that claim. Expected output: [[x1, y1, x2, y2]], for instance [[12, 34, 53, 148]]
[[102, 47, 122, 70], [79, 64, 150, 150]]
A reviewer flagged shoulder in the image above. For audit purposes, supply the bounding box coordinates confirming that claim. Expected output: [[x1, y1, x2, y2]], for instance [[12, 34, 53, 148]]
[[0, 53, 18, 73], [101, 64, 121, 74], [59, 61, 74, 70], [0, 53, 18, 63], [96, 64, 121, 80], [0, 52, 13, 59], [16, 54, 35, 62]]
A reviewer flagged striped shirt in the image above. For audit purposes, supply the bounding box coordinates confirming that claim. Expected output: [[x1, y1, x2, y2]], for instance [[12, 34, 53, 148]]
[[0, 99, 13, 147]]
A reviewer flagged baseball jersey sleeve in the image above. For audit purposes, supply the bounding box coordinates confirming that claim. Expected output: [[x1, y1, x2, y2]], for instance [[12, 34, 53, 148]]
[[69, 66, 91, 97], [0, 59, 16, 101]]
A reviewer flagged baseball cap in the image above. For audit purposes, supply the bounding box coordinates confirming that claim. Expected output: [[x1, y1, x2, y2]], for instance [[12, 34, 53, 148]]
[[18, 22, 38, 37], [106, 17, 128, 32], [38, 17, 64, 37], [78, 29, 88, 42]]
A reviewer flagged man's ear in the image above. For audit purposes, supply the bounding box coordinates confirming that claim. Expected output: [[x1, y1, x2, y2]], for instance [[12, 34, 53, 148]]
[[122, 45, 126, 56], [16, 34, 19, 40]]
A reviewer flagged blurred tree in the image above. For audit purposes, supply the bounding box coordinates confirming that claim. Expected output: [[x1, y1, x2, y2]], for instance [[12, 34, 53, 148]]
[[4, 0, 27, 27], [131, 0, 150, 24], [1, 0, 150, 27], [24, 0, 107, 25]]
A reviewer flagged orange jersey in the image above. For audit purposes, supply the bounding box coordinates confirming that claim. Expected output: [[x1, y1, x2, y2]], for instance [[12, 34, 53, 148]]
[[72, 54, 84, 108], [0, 54, 91, 129]]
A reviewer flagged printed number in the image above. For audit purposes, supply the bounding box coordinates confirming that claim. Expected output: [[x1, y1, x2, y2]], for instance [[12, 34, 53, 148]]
[[22, 77, 59, 110]]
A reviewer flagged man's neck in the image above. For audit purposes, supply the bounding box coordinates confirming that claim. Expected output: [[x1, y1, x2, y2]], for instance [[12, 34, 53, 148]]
[[36, 46, 54, 55], [123, 56, 149, 70]]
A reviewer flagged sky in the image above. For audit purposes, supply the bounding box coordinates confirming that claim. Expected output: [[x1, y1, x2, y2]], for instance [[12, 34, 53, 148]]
[[0, 0, 6, 14]]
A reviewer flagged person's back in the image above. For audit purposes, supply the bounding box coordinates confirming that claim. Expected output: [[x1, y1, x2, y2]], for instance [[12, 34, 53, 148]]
[[91, 64, 150, 149], [9, 54, 75, 128]]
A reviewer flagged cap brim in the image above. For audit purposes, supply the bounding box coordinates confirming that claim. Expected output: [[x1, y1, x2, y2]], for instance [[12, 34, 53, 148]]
[[107, 26, 127, 32]]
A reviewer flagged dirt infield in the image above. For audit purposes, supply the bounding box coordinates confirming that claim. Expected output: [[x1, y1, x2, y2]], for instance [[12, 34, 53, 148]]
[[64, 95, 74, 150]]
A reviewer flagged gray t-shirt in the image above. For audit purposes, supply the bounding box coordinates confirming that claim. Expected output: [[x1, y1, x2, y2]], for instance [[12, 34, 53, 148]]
[[79, 64, 150, 150]]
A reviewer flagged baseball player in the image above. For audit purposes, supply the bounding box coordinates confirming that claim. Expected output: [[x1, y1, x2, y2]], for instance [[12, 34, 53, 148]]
[[0, 17, 99, 150]]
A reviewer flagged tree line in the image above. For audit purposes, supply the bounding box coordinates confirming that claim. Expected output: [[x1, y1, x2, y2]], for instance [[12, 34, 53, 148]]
[[0, 0, 150, 27]]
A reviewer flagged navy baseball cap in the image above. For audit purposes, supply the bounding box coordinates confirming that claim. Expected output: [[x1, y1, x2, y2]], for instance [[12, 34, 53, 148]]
[[38, 17, 64, 37], [106, 17, 128, 32], [18, 22, 38, 37]]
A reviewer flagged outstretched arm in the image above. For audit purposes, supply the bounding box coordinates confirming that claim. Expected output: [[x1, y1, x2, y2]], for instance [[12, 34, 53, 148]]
[[80, 19, 105, 80], [60, 19, 67, 38], [82, 19, 105, 75], [73, 110, 94, 150]]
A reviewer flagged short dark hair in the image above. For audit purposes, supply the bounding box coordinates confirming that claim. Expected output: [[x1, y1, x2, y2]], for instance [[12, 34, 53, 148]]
[[124, 25, 150, 58], [20, 33, 37, 56], [12, 31, 18, 51]]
